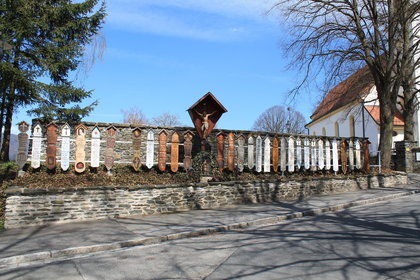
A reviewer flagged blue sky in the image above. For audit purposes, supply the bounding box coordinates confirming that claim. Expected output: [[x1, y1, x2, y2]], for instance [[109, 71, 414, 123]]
[[15, 0, 322, 132]]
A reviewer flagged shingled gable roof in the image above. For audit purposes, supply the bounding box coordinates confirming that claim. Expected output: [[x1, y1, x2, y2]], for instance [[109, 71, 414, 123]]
[[309, 66, 375, 123]]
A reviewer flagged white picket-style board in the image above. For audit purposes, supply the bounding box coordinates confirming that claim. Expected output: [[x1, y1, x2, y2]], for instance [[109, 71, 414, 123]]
[[311, 139, 317, 171], [31, 124, 42, 169], [304, 138, 310, 170], [255, 136, 262, 173], [288, 137, 295, 172], [248, 136, 255, 169], [296, 138, 302, 170], [332, 139, 339, 172], [280, 137, 287, 172], [325, 140, 331, 170], [263, 137, 271, 173], [60, 124, 71, 171], [91, 127, 101, 168], [349, 140, 354, 170], [146, 130, 155, 169], [355, 140, 362, 169], [318, 139, 324, 170]]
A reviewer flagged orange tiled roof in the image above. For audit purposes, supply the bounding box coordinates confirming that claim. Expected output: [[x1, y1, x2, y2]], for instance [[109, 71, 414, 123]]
[[310, 66, 375, 122], [364, 106, 404, 126]]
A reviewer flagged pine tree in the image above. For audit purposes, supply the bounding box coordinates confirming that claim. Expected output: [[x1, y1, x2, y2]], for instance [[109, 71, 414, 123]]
[[0, 0, 106, 161]]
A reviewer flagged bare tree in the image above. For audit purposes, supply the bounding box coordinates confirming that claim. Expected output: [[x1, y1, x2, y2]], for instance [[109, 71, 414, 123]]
[[122, 107, 148, 125], [270, 0, 419, 169], [151, 112, 183, 127], [252, 106, 306, 134]]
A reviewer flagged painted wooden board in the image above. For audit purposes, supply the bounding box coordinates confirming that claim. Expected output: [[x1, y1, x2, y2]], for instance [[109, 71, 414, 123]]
[[31, 124, 42, 169], [171, 132, 180, 173], [340, 140, 348, 174], [105, 126, 117, 171], [158, 131, 168, 171], [237, 135, 245, 172], [310, 139, 317, 171], [272, 136, 279, 172], [90, 126, 101, 168], [255, 136, 262, 173], [227, 133, 235, 171], [363, 140, 371, 172], [16, 121, 29, 170], [280, 137, 286, 172], [325, 140, 331, 170], [296, 138, 302, 170], [132, 128, 142, 171], [183, 131, 194, 170], [75, 124, 87, 173], [304, 138, 310, 170], [332, 139, 339, 172], [263, 136, 271, 173], [318, 139, 325, 170], [60, 123, 71, 171], [288, 137, 295, 173], [46, 123, 58, 170], [349, 140, 354, 170], [216, 133, 225, 171], [146, 130, 155, 169], [355, 140, 362, 169], [247, 136, 255, 169]]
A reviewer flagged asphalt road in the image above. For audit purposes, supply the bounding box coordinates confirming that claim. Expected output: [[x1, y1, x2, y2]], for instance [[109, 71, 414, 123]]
[[1, 194, 420, 280]]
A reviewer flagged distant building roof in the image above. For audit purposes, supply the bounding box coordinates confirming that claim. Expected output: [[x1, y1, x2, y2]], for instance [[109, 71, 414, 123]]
[[310, 66, 375, 123], [364, 106, 404, 126]]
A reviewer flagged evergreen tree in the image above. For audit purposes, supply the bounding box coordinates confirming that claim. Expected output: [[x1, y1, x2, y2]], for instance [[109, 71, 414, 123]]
[[0, 0, 106, 161]]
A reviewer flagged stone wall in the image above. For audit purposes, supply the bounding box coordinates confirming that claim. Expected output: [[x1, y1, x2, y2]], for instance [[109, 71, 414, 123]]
[[5, 173, 407, 228]]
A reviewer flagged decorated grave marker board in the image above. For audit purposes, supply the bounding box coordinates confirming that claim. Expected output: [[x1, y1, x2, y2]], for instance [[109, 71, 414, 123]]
[[183, 131, 194, 170], [272, 136, 279, 172], [216, 133, 225, 171], [105, 126, 117, 172], [31, 124, 42, 169], [60, 123, 71, 171], [340, 140, 348, 174], [288, 137, 295, 172], [46, 122, 58, 170], [263, 136, 271, 173], [227, 132, 235, 171], [187, 92, 227, 150], [171, 131, 180, 173], [255, 136, 262, 173], [146, 130, 155, 169], [132, 128, 142, 171], [248, 136, 255, 170], [237, 135, 245, 172], [91, 126, 101, 168], [158, 130, 168, 171], [16, 121, 29, 170], [75, 124, 87, 173]]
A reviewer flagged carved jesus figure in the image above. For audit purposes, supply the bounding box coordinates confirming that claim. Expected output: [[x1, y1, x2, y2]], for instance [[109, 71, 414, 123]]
[[195, 110, 216, 136]]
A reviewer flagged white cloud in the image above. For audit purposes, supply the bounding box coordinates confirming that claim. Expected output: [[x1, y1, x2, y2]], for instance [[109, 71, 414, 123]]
[[107, 0, 279, 41]]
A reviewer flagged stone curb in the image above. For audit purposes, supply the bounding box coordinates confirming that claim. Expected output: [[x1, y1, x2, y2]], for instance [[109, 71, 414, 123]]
[[0, 189, 419, 270]]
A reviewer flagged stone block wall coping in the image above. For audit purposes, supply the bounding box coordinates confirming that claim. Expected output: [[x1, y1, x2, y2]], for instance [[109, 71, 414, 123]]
[[5, 172, 406, 197]]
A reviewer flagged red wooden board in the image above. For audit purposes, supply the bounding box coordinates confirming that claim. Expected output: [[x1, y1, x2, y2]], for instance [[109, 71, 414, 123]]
[[158, 131, 168, 171], [183, 132, 194, 170], [105, 126, 117, 171], [46, 123, 58, 170], [272, 136, 279, 172], [75, 124, 87, 173], [227, 133, 235, 171], [363, 140, 371, 172], [217, 133, 225, 171], [171, 132, 179, 173], [340, 140, 348, 174]]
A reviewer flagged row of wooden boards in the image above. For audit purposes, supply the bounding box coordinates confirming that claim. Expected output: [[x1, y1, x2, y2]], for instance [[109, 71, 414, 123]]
[[21, 123, 369, 174]]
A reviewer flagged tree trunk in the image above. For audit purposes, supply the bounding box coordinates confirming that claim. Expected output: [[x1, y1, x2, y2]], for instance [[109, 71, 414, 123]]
[[0, 94, 5, 147], [0, 81, 15, 162], [403, 82, 416, 141], [377, 87, 396, 170]]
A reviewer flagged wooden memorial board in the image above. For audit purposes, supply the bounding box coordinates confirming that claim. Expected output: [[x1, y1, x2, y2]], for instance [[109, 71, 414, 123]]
[[318, 139, 325, 170], [16, 121, 29, 170], [310, 139, 317, 171], [146, 130, 155, 169], [91, 126, 101, 168], [304, 138, 310, 170], [340, 140, 348, 174], [263, 136, 271, 173], [227, 132, 235, 171], [31, 124, 42, 169], [355, 140, 362, 169], [363, 140, 371, 172], [272, 136, 279, 172], [158, 130, 168, 171], [132, 128, 142, 171], [288, 137, 295, 173], [216, 133, 225, 171], [171, 131, 180, 173], [183, 131, 194, 170], [325, 140, 331, 170], [280, 137, 287, 172], [332, 139, 339, 172], [75, 124, 87, 173], [296, 137, 302, 170], [46, 122, 58, 170], [237, 135, 245, 172], [247, 136, 255, 170], [255, 136, 262, 173], [104, 126, 117, 171], [349, 140, 354, 170], [60, 123, 71, 171]]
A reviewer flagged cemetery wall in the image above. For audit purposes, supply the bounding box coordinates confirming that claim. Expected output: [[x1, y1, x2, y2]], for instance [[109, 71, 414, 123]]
[[4, 172, 407, 228]]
